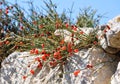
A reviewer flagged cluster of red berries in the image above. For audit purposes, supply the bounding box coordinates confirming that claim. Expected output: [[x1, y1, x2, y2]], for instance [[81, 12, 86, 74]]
[[20, 21, 99, 80], [0, 40, 10, 46]]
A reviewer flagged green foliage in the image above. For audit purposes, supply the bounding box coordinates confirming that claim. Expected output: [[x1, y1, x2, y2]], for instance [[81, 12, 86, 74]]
[[76, 7, 101, 27], [0, 0, 100, 68]]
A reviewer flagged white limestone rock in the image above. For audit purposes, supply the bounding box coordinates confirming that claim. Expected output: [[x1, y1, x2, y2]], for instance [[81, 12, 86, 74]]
[[0, 47, 118, 84], [54, 28, 94, 45], [97, 28, 119, 54], [107, 15, 120, 27], [96, 15, 120, 54], [78, 27, 94, 35], [106, 15, 120, 49], [111, 62, 120, 84]]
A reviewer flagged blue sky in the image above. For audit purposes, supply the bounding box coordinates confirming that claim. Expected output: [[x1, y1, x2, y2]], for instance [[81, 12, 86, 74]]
[[5, 0, 120, 24]]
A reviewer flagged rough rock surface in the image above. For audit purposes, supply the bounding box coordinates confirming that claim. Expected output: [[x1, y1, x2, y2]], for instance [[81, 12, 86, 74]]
[[107, 15, 120, 27], [0, 47, 119, 84], [54, 28, 94, 45], [111, 62, 120, 84], [107, 15, 120, 49], [97, 15, 120, 54], [97, 27, 120, 54]]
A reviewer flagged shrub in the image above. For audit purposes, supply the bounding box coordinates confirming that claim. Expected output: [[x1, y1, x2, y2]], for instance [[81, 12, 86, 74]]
[[0, 0, 100, 78]]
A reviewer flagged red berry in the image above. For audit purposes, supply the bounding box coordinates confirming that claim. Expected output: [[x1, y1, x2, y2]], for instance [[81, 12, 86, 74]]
[[5, 41, 10, 45], [79, 31, 84, 34], [54, 51, 60, 57], [22, 75, 27, 80], [30, 69, 35, 75], [71, 33, 74, 37], [86, 64, 93, 68], [72, 25, 77, 31], [67, 42, 73, 53], [45, 53, 50, 57], [37, 62, 43, 69], [30, 49, 34, 54], [40, 33, 44, 36], [74, 70, 80, 77], [39, 24, 44, 29], [43, 53, 50, 58], [74, 49, 79, 53], [41, 49, 46, 54], [20, 26, 24, 30], [35, 57, 40, 62], [19, 41, 23, 45], [55, 22, 61, 28], [35, 49, 39, 54], [60, 39, 64, 45], [93, 41, 97, 45], [41, 55, 47, 61], [41, 44, 44, 48], [5, 9, 9, 14], [71, 25, 74, 29], [49, 61, 57, 67], [57, 55, 62, 60], [65, 23, 69, 28], [27, 64, 30, 67], [61, 46, 66, 51], [104, 29, 107, 33], [56, 47, 61, 51]]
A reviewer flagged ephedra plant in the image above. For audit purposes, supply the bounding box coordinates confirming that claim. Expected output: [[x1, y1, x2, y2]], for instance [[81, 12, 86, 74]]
[[0, 0, 106, 80]]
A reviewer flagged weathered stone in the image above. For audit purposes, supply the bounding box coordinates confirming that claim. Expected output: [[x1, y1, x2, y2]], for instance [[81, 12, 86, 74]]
[[111, 62, 120, 84], [96, 15, 120, 54], [106, 15, 120, 49], [78, 27, 94, 35], [107, 15, 120, 27], [54, 29, 78, 44], [106, 24, 120, 49], [54, 28, 94, 45], [96, 27, 119, 54], [0, 47, 118, 84]]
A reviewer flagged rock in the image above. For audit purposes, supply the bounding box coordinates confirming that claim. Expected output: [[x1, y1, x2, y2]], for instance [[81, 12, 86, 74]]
[[97, 15, 120, 54], [54, 28, 94, 45], [107, 15, 120, 27], [0, 47, 119, 84], [106, 15, 120, 49], [97, 29, 119, 54], [63, 47, 119, 84], [106, 23, 120, 49], [111, 62, 120, 84], [78, 27, 94, 35], [54, 29, 72, 37], [54, 29, 77, 44]]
